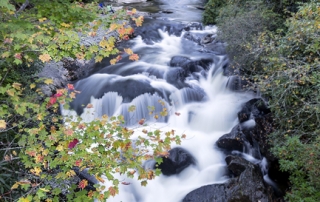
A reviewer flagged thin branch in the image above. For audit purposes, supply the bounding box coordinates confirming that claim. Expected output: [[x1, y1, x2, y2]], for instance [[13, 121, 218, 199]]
[[16, 0, 30, 14]]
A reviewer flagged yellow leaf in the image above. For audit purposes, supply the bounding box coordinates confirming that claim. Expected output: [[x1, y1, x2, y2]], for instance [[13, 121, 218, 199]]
[[56, 145, 64, 151], [6, 89, 15, 97], [132, 8, 137, 14], [0, 120, 6, 129], [39, 188, 50, 192], [11, 182, 19, 190], [99, 39, 108, 48], [39, 54, 52, 63], [18, 198, 30, 202], [61, 22, 71, 28], [12, 83, 22, 90], [39, 18, 47, 22], [30, 83, 36, 89], [44, 79, 53, 85], [124, 48, 133, 55]]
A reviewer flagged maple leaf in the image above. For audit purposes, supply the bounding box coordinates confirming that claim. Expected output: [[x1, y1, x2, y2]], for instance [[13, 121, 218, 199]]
[[181, 134, 187, 139], [49, 97, 57, 105], [78, 179, 88, 190], [131, 8, 137, 14], [124, 48, 133, 55], [69, 92, 76, 99], [99, 39, 108, 48], [121, 182, 131, 185], [108, 186, 118, 197], [129, 54, 139, 61], [68, 139, 79, 149], [64, 128, 74, 136], [110, 58, 117, 65], [0, 120, 6, 130], [109, 24, 118, 31], [14, 53, 22, 60], [86, 103, 93, 108], [39, 54, 51, 62], [138, 119, 145, 125], [67, 84, 74, 90], [75, 159, 83, 167], [44, 78, 54, 85]]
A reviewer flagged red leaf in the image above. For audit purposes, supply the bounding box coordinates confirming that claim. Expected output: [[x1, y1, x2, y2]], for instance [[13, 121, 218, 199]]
[[67, 84, 74, 90], [121, 182, 131, 185], [138, 119, 145, 125], [49, 97, 57, 105], [54, 92, 63, 97], [68, 139, 79, 149]]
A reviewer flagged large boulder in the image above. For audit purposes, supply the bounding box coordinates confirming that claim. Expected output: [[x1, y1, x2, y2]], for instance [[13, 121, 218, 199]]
[[237, 98, 271, 123], [183, 155, 279, 202], [216, 124, 247, 152], [157, 147, 195, 176]]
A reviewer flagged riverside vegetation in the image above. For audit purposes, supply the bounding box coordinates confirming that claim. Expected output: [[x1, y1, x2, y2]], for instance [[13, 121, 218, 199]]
[[204, 0, 320, 201], [0, 0, 180, 201]]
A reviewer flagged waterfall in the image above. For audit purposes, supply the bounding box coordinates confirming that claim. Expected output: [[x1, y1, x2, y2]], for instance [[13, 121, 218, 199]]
[[61, 2, 261, 201]]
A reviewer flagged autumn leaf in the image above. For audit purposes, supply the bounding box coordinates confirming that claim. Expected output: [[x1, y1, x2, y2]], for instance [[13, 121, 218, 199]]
[[39, 54, 52, 62], [78, 179, 88, 190], [86, 103, 93, 108], [129, 54, 139, 61], [108, 186, 118, 197], [64, 128, 74, 136], [49, 97, 57, 105], [181, 134, 187, 139], [44, 78, 54, 85], [67, 84, 74, 90], [175, 112, 181, 116], [6, 89, 15, 97], [124, 48, 133, 55], [0, 120, 6, 129], [30, 83, 36, 89], [68, 139, 79, 149], [69, 92, 76, 99], [121, 181, 130, 185], [109, 24, 118, 31], [110, 58, 117, 65], [138, 119, 145, 125]]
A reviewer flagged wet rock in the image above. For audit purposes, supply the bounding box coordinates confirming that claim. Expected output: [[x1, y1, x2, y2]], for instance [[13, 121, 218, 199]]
[[169, 56, 213, 73], [216, 124, 247, 152], [227, 159, 274, 202], [183, 184, 227, 202], [183, 156, 279, 202], [225, 155, 249, 177], [250, 114, 274, 161], [238, 98, 271, 123], [157, 147, 195, 176], [201, 34, 215, 44], [226, 75, 252, 92], [165, 67, 189, 89]]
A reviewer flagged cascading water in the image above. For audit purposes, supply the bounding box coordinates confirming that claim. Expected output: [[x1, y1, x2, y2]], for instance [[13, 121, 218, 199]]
[[61, 1, 265, 201]]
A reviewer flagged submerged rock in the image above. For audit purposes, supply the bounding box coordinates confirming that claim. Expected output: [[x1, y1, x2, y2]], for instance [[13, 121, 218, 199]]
[[157, 147, 195, 176]]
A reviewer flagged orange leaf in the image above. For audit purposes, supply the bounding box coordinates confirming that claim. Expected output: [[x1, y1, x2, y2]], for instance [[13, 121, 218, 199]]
[[108, 186, 118, 197], [129, 54, 139, 61], [124, 48, 133, 55], [39, 54, 51, 63], [138, 119, 145, 125], [78, 179, 88, 190]]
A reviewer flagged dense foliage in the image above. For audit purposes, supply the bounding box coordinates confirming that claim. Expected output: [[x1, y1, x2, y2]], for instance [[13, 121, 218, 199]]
[[204, 0, 320, 200], [0, 0, 179, 201]]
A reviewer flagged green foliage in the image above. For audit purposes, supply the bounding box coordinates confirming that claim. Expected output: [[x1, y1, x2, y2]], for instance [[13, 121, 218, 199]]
[[203, 0, 227, 24], [255, 1, 320, 200], [0, 1, 170, 201]]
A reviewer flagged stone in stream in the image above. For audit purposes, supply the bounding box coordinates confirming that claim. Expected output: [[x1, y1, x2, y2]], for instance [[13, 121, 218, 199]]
[[183, 155, 279, 202], [237, 98, 271, 123], [157, 147, 196, 176]]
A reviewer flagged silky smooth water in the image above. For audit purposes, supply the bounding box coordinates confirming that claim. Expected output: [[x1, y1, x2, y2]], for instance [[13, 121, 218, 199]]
[[62, 1, 257, 201]]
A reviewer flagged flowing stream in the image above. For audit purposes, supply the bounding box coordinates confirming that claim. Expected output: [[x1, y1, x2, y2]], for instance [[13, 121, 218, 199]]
[[62, 0, 258, 201]]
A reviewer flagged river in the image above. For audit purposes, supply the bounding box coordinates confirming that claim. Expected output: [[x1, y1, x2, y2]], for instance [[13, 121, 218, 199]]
[[62, 0, 257, 201]]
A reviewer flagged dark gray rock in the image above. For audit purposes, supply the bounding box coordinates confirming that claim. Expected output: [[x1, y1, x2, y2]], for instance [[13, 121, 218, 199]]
[[216, 124, 247, 152], [183, 184, 227, 202], [225, 155, 248, 177], [237, 98, 271, 123], [226, 75, 252, 92], [157, 147, 195, 176], [183, 156, 279, 202]]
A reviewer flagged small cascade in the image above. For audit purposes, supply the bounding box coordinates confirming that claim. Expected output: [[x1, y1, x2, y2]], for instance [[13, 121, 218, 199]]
[[61, 1, 277, 200]]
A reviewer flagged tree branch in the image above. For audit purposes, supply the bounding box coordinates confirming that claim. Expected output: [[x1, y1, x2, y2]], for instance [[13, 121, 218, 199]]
[[16, 0, 30, 14]]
